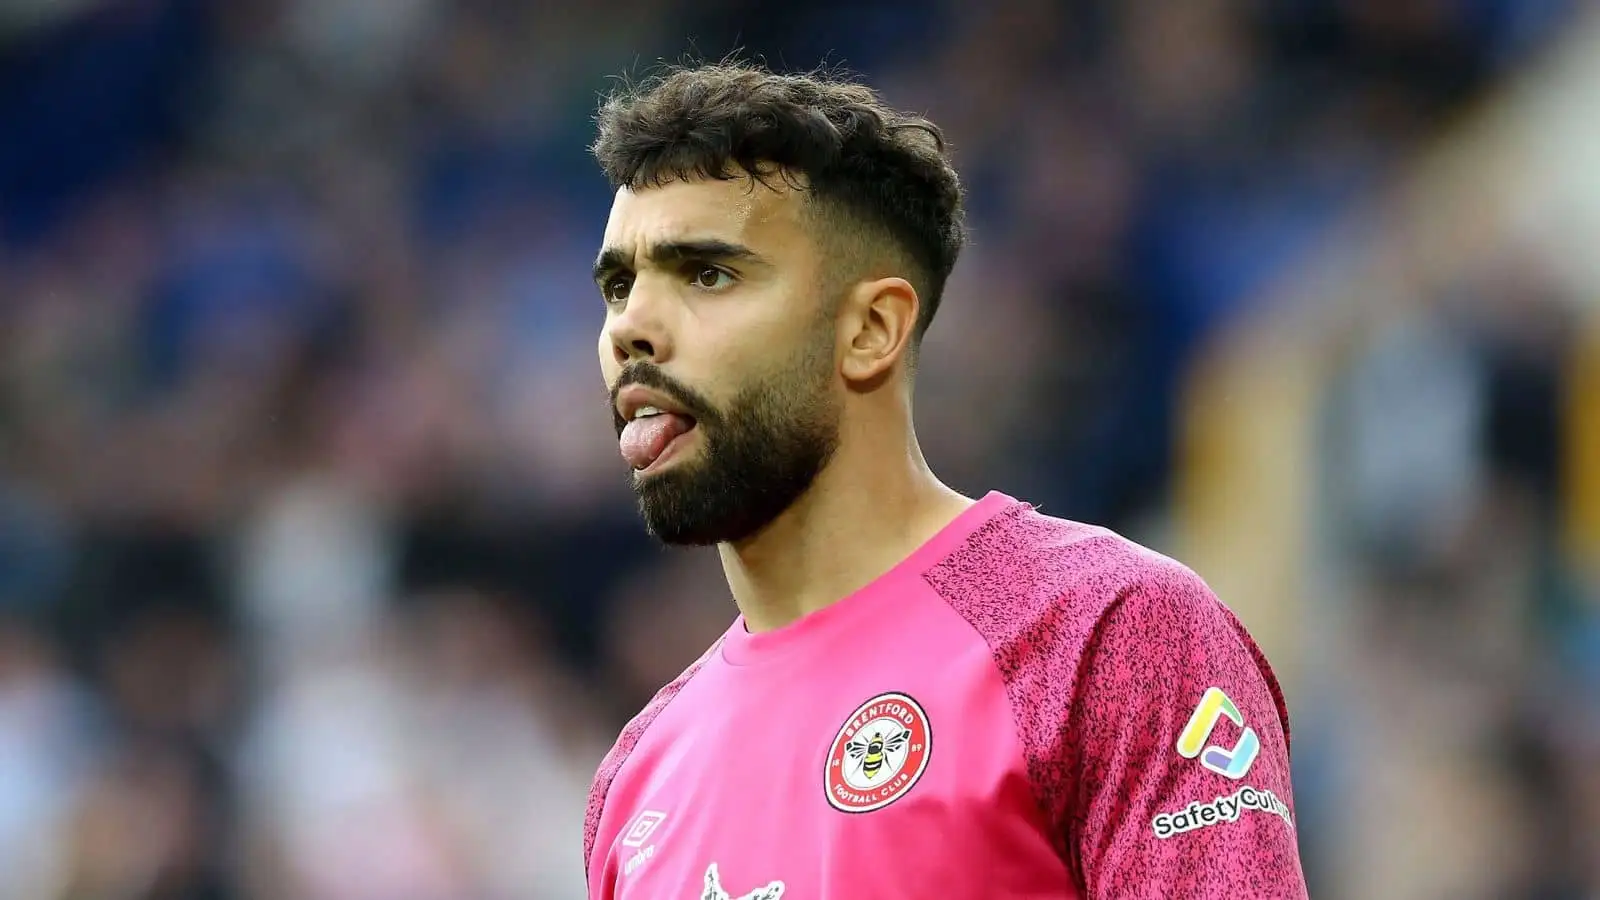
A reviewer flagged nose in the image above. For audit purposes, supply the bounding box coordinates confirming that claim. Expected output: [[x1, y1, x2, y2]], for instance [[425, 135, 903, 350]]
[[605, 287, 673, 367]]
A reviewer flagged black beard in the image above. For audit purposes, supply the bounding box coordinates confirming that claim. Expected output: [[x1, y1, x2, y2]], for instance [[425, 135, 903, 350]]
[[610, 353, 839, 546]]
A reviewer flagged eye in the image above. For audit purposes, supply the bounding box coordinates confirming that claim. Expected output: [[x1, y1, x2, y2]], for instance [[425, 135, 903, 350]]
[[603, 276, 632, 303], [691, 266, 734, 290]]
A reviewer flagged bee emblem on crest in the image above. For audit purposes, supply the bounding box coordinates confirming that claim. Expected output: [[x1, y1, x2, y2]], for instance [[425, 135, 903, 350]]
[[823, 692, 933, 813]]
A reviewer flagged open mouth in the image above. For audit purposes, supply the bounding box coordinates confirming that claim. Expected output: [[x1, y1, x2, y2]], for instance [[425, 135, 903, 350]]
[[619, 406, 699, 473]]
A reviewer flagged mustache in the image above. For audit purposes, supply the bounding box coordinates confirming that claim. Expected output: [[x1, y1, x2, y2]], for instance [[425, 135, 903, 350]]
[[609, 364, 716, 435]]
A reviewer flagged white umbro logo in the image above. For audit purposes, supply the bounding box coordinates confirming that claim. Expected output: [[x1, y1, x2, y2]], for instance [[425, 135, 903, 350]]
[[622, 810, 667, 848], [622, 810, 667, 878]]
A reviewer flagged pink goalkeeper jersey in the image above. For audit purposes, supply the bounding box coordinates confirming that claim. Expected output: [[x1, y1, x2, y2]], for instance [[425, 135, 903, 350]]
[[585, 492, 1308, 899]]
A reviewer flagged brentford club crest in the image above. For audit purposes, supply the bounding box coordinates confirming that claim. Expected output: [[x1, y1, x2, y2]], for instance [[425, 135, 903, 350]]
[[823, 691, 932, 813]]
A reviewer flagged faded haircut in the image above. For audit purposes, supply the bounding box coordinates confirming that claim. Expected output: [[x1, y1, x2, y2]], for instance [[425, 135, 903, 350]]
[[592, 60, 967, 343]]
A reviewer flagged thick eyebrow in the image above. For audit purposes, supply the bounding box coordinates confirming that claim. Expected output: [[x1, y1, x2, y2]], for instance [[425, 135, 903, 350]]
[[592, 239, 765, 286]]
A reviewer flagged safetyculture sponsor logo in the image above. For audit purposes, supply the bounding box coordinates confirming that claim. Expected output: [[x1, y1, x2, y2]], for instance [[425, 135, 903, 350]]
[[1176, 686, 1260, 780], [1151, 785, 1294, 839]]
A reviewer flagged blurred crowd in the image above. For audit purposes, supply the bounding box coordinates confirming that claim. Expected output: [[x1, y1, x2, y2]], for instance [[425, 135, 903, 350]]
[[0, 0, 1590, 897], [1313, 251, 1600, 897]]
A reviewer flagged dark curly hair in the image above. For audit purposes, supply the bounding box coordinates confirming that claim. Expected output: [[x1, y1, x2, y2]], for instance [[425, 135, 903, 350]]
[[592, 61, 966, 344]]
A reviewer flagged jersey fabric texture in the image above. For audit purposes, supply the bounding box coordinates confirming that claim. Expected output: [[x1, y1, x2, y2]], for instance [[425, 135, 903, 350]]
[[584, 492, 1308, 899]]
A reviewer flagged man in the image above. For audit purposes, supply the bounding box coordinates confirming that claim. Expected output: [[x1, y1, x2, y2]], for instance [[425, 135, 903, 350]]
[[584, 61, 1308, 899]]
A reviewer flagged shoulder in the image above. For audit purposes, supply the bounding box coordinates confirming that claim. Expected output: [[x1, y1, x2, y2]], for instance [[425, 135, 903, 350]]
[[582, 636, 722, 875], [923, 504, 1291, 862], [923, 502, 1218, 667]]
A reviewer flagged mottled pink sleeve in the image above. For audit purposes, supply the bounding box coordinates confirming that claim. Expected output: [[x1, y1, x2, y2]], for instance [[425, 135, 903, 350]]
[[1067, 566, 1307, 899], [923, 504, 1306, 896], [583, 639, 721, 885]]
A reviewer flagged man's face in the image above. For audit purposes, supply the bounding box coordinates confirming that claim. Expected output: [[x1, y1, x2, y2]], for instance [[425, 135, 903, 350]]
[[594, 175, 842, 545]]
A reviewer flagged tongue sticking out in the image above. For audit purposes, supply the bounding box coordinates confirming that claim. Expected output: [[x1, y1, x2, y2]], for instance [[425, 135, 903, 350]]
[[619, 413, 695, 470]]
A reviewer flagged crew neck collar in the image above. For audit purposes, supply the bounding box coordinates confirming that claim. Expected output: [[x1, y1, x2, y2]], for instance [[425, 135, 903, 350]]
[[720, 491, 1019, 666]]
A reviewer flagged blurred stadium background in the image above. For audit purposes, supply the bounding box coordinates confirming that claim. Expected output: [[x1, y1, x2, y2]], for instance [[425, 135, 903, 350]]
[[1, 0, 1598, 897]]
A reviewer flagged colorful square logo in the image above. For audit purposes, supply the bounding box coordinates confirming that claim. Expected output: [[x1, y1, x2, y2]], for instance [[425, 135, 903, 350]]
[[1176, 687, 1260, 780]]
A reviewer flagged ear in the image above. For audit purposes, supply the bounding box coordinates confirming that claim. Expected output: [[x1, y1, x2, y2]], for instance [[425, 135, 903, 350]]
[[837, 276, 919, 385]]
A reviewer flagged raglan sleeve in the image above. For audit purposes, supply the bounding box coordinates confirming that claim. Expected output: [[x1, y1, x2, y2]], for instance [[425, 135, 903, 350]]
[[1063, 562, 1309, 899]]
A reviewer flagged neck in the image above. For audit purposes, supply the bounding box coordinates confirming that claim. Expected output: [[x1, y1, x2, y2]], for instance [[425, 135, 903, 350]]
[[718, 430, 973, 633]]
